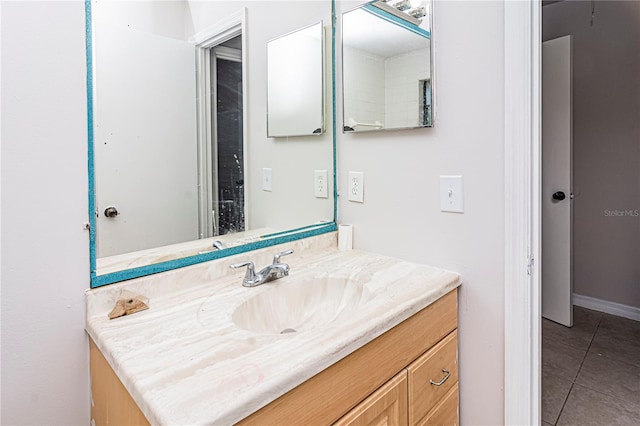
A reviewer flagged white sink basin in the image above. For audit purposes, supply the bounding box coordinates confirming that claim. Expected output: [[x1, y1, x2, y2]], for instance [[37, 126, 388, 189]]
[[232, 275, 371, 334]]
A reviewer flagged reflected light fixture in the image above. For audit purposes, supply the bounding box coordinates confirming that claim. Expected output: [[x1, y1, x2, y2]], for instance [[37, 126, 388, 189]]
[[381, 0, 427, 22], [408, 6, 427, 20]]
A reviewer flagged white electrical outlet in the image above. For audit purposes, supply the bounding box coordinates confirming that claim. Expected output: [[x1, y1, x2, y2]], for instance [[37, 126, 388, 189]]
[[262, 168, 273, 191], [440, 175, 464, 213], [314, 170, 328, 198], [348, 171, 364, 203]]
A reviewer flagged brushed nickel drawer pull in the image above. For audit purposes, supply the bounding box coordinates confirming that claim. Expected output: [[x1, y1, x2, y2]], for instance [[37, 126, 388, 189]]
[[429, 369, 451, 386]]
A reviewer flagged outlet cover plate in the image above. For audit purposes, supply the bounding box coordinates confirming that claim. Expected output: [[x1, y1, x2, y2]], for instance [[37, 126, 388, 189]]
[[348, 171, 364, 203]]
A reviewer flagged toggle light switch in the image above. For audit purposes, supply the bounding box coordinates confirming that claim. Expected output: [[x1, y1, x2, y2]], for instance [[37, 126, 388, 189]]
[[440, 175, 464, 213], [314, 170, 328, 198], [262, 168, 273, 191]]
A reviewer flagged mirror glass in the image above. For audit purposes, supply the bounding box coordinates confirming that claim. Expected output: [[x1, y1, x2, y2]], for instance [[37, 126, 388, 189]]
[[341, 1, 432, 132], [90, 0, 334, 283], [267, 22, 325, 137]]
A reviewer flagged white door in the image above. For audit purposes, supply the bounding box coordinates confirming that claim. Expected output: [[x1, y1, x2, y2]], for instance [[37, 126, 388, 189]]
[[542, 35, 573, 327], [94, 24, 198, 257]]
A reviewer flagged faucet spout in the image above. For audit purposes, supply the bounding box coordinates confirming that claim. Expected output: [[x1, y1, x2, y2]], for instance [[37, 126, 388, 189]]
[[257, 263, 290, 283]]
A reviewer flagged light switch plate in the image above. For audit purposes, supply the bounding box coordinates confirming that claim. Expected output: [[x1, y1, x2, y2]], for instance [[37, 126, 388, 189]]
[[440, 175, 464, 213], [314, 170, 328, 198], [262, 168, 273, 191], [348, 171, 364, 203]]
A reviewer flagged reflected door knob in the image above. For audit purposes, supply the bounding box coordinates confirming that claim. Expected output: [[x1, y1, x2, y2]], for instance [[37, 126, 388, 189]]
[[104, 206, 119, 218], [552, 191, 566, 201]]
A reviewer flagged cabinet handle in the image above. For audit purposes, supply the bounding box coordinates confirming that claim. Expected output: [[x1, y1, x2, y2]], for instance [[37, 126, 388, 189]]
[[429, 369, 451, 386]]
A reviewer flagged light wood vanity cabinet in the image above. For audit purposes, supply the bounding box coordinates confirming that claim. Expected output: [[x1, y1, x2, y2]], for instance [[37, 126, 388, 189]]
[[241, 288, 459, 426], [91, 288, 458, 426], [90, 339, 151, 426], [331, 330, 458, 426]]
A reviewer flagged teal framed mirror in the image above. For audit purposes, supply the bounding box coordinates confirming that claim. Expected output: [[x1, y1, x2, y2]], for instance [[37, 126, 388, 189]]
[[85, 0, 337, 288]]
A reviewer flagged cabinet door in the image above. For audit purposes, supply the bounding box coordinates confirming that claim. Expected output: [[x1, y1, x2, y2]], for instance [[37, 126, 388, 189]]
[[407, 330, 458, 425], [90, 339, 150, 426], [334, 371, 408, 426]]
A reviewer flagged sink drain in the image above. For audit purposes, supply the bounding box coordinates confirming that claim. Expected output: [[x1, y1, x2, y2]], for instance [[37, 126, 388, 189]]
[[280, 328, 297, 334]]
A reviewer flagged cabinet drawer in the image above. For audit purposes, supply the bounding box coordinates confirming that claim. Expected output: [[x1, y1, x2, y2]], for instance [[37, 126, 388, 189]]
[[417, 382, 458, 426], [407, 330, 458, 425]]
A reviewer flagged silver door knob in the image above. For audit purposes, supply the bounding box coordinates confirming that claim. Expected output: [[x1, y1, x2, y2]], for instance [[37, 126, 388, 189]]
[[104, 206, 119, 218]]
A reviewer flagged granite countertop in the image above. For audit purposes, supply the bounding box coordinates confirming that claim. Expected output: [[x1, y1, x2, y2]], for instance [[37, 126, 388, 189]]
[[86, 233, 461, 425]]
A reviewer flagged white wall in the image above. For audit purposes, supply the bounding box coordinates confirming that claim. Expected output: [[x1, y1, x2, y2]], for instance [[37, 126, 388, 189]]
[[336, 1, 505, 424], [1, 1, 90, 424], [543, 0, 640, 309], [91, 0, 189, 40]]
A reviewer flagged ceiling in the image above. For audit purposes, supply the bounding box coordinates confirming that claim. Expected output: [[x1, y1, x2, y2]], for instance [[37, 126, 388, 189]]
[[342, 8, 428, 58]]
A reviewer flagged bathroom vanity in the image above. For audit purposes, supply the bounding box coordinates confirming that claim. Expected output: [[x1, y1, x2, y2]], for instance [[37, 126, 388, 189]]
[[86, 233, 460, 425], [239, 291, 458, 426], [85, 1, 448, 422]]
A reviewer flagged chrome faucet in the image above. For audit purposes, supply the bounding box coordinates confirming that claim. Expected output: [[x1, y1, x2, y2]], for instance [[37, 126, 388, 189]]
[[230, 249, 294, 287], [198, 240, 227, 254], [212, 240, 227, 250]]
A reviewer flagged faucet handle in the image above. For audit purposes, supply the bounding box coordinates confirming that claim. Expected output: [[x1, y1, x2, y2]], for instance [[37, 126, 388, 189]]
[[272, 249, 294, 264], [230, 261, 256, 280]]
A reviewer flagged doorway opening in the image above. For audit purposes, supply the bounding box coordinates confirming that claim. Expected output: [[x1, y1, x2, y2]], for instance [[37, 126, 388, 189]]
[[540, 2, 640, 425], [505, 2, 640, 423], [211, 38, 244, 235], [194, 13, 247, 239]]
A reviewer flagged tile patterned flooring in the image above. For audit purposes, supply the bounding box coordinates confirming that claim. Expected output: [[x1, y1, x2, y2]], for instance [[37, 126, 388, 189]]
[[542, 306, 640, 425]]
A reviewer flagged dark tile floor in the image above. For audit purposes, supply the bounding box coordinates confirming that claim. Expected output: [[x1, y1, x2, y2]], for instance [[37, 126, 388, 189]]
[[542, 306, 640, 425]]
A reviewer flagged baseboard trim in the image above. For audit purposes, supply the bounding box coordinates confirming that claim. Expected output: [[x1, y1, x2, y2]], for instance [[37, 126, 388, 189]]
[[573, 293, 640, 322]]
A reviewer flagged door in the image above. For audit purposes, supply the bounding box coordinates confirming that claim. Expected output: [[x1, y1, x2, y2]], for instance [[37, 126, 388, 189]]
[[95, 24, 198, 256], [542, 35, 573, 327]]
